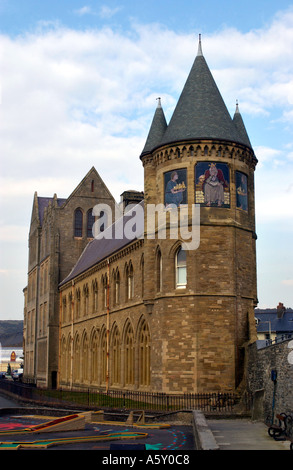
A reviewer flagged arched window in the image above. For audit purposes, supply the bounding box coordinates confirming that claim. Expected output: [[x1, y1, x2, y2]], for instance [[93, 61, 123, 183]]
[[126, 262, 134, 300], [156, 249, 162, 292], [87, 209, 95, 238], [73, 334, 80, 383], [102, 274, 108, 308], [81, 332, 89, 382], [139, 320, 151, 387], [75, 288, 81, 319], [92, 279, 98, 313], [83, 284, 89, 316], [74, 209, 83, 237], [112, 325, 121, 385], [66, 334, 71, 383], [113, 269, 120, 305], [91, 329, 99, 384], [124, 322, 134, 386], [101, 329, 107, 384], [60, 336, 66, 383], [175, 246, 187, 288], [62, 296, 67, 324]]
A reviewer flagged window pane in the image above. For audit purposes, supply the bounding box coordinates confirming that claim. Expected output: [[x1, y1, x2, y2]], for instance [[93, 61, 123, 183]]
[[177, 247, 186, 266], [176, 246, 187, 287], [177, 266, 187, 285], [87, 209, 95, 238], [74, 209, 83, 237]]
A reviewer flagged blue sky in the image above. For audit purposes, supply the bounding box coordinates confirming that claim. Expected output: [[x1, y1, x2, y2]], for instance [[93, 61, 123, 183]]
[[1, 0, 293, 319]]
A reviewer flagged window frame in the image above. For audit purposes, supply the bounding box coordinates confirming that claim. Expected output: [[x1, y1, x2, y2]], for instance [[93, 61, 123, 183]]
[[74, 208, 83, 238], [175, 246, 187, 289]]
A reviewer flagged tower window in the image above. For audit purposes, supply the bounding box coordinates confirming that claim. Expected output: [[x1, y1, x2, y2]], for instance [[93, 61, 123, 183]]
[[156, 249, 162, 292], [91, 180, 94, 192], [175, 246, 187, 288], [74, 209, 83, 238]]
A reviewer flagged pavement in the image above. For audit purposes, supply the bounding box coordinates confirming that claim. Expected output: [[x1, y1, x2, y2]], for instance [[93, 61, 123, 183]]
[[208, 418, 291, 451], [0, 394, 292, 452]]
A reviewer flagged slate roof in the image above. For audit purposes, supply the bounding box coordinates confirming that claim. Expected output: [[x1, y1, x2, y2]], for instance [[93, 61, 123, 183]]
[[141, 98, 167, 155], [141, 38, 252, 156], [38, 197, 66, 225], [255, 309, 293, 334], [59, 201, 144, 286], [233, 102, 252, 149]]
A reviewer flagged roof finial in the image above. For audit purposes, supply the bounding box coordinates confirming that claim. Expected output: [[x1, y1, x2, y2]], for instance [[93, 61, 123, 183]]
[[197, 33, 203, 56], [235, 99, 240, 114], [156, 97, 162, 108]]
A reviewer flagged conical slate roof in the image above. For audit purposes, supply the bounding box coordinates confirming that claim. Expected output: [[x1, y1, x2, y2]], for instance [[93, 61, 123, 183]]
[[233, 101, 252, 149], [141, 98, 167, 155], [141, 38, 252, 154]]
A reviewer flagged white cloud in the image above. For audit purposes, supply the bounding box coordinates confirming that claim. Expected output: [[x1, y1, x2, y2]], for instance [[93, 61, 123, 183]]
[[99, 5, 123, 19], [2, 8, 293, 315], [74, 6, 93, 16], [254, 146, 283, 168]]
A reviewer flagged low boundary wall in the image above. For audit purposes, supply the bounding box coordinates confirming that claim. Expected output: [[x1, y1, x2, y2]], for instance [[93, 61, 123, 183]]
[[192, 410, 219, 451]]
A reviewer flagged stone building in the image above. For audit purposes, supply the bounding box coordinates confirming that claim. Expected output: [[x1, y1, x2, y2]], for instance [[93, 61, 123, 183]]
[[24, 38, 258, 393], [23, 167, 116, 388]]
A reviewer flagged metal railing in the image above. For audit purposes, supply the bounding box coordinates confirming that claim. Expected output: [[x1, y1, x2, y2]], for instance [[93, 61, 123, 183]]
[[0, 379, 251, 413], [258, 333, 293, 349]]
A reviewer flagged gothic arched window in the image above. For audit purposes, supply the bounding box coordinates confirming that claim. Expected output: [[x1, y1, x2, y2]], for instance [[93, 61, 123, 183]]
[[139, 320, 150, 387], [175, 246, 187, 288], [124, 322, 134, 386], [156, 249, 162, 292], [74, 209, 83, 238], [87, 209, 95, 238]]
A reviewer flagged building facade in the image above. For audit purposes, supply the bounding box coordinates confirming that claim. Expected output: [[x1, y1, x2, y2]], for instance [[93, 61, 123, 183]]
[[23, 167, 116, 388], [25, 39, 259, 393]]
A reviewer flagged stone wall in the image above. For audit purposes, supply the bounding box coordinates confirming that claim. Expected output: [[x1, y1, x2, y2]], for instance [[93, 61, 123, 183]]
[[248, 339, 293, 420]]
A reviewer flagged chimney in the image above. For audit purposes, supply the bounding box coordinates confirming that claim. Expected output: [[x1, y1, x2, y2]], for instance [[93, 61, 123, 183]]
[[276, 302, 286, 319], [120, 190, 144, 213]]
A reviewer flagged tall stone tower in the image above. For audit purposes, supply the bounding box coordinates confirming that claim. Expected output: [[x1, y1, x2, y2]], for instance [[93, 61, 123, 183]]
[[140, 38, 258, 393]]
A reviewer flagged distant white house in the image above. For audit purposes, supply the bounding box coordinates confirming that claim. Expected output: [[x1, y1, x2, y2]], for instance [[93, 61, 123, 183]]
[[255, 303, 293, 348]]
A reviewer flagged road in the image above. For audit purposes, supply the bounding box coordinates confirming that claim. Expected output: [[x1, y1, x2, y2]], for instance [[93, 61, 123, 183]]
[[0, 393, 19, 408]]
